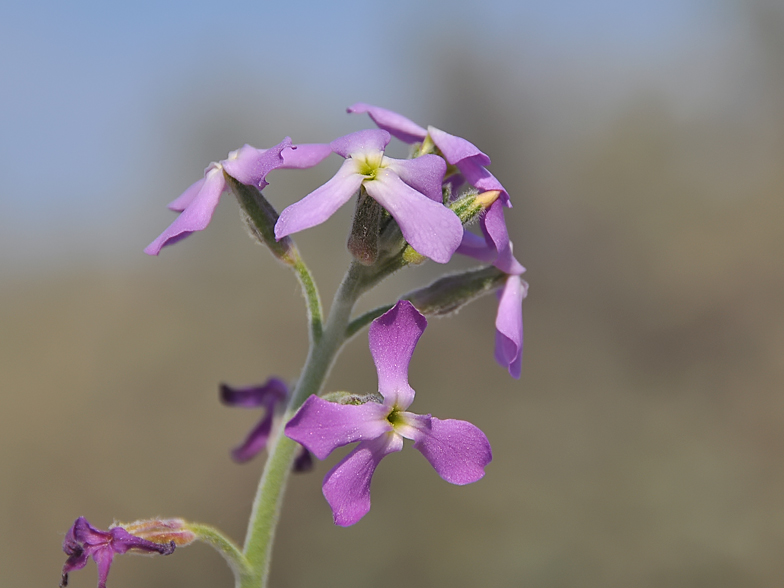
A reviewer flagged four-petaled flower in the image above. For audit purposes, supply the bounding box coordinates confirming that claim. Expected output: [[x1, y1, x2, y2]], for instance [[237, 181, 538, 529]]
[[60, 517, 176, 588], [145, 140, 331, 255], [274, 129, 463, 263], [221, 378, 313, 471], [285, 300, 492, 526], [347, 102, 510, 204]]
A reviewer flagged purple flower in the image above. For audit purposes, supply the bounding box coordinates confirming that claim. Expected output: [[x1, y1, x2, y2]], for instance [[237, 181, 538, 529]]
[[221, 378, 313, 471], [60, 517, 175, 588], [285, 300, 492, 526], [458, 199, 527, 378], [347, 102, 510, 204], [275, 129, 463, 264], [145, 141, 332, 255]]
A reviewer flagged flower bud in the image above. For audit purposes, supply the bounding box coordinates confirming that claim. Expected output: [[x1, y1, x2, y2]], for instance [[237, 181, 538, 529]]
[[405, 265, 508, 316], [449, 189, 502, 225], [347, 189, 384, 265], [117, 518, 197, 547]]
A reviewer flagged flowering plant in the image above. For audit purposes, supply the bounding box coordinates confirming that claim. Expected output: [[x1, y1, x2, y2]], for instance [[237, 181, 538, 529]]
[[60, 104, 527, 588]]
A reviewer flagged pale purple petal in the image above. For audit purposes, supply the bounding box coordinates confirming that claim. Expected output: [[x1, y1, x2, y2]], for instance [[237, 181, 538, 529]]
[[281, 143, 332, 169], [495, 275, 527, 379], [368, 300, 426, 410], [144, 166, 226, 255], [428, 126, 491, 167], [364, 169, 462, 264], [285, 395, 392, 460], [347, 103, 427, 144], [322, 433, 403, 526], [383, 154, 446, 202], [400, 414, 492, 485], [168, 176, 207, 212], [481, 199, 526, 275], [457, 229, 496, 263], [274, 159, 364, 240], [456, 157, 510, 205], [329, 129, 390, 158], [221, 137, 291, 188]]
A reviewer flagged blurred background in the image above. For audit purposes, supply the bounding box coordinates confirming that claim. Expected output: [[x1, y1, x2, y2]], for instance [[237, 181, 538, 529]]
[[2, 0, 783, 586]]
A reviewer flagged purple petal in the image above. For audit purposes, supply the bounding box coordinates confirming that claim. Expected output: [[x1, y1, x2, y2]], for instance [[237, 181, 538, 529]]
[[144, 166, 226, 255], [293, 447, 315, 472], [495, 275, 527, 379], [368, 300, 426, 409], [91, 546, 115, 588], [329, 129, 390, 159], [229, 410, 276, 462], [168, 176, 207, 212], [220, 378, 288, 408], [221, 137, 291, 188], [347, 103, 427, 144], [456, 157, 510, 205], [365, 169, 463, 263], [428, 126, 491, 167], [281, 143, 332, 169], [456, 229, 496, 264], [383, 154, 446, 202], [322, 433, 403, 526], [274, 159, 364, 240], [108, 526, 175, 556], [285, 395, 392, 460], [402, 414, 492, 485], [481, 199, 526, 275]]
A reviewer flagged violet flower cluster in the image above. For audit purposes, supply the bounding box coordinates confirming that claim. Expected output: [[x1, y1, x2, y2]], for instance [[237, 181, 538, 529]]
[[59, 102, 529, 588], [146, 102, 527, 377]]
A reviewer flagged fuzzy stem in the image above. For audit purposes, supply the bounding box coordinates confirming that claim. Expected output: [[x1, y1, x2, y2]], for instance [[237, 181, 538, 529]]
[[189, 523, 250, 582], [239, 262, 369, 588]]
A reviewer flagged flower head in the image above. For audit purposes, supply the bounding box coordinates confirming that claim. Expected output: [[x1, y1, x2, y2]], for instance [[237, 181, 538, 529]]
[[275, 129, 463, 264], [145, 140, 331, 255], [221, 377, 313, 471], [285, 300, 492, 526], [60, 517, 177, 588], [347, 102, 510, 205]]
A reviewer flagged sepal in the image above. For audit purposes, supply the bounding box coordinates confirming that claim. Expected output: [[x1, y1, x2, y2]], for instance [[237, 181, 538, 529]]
[[227, 175, 296, 264]]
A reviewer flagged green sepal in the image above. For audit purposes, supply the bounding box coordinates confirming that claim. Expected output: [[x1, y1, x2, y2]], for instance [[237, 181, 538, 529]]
[[226, 174, 295, 264], [449, 189, 502, 225], [321, 390, 384, 405]]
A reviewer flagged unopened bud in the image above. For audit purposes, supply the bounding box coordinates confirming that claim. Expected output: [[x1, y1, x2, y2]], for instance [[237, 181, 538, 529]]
[[347, 190, 384, 265], [406, 266, 507, 316], [116, 518, 197, 547], [449, 190, 501, 225]]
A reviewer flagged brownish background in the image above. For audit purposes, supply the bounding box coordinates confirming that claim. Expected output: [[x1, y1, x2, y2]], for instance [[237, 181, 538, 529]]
[[2, 3, 784, 588]]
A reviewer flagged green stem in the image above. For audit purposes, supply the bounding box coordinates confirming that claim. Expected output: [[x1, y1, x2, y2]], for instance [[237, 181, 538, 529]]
[[239, 262, 368, 588], [289, 250, 323, 343], [189, 523, 250, 582]]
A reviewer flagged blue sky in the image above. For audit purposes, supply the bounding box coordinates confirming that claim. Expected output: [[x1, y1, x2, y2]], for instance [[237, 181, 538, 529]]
[[0, 0, 737, 270]]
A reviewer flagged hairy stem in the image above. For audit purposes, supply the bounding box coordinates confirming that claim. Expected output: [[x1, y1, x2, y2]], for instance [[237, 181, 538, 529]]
[[239, 262, 369, 588]]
